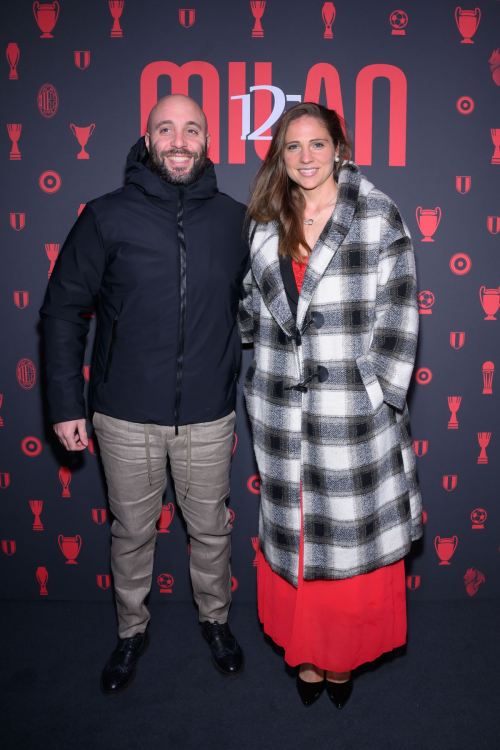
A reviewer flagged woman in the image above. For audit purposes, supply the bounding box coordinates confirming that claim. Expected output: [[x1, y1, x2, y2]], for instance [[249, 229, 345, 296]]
[[239, 103, 422, 708]]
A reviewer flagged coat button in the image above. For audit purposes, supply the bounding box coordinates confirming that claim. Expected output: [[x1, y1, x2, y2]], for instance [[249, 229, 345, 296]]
[[310, 311, 325, 329]]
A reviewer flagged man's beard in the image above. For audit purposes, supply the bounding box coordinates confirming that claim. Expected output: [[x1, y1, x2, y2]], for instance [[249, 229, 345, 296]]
[[147, 143, 207, 185]]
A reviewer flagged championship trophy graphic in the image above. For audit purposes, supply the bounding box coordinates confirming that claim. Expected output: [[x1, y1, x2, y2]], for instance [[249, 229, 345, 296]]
[[70, 124, 95, 159], [417, 290, 434, 314], [109, 1, 124, 37], [251, 537, 259, 566], [33, 2, 59, 38], [434, 536, 458, 565], [491, 130, 500, 164], [416, 207, 441, 242], [7, 124, 22, 160], [471, 508, 487, 529], [250, 1, 266, 37], [447, 397, 461, 429], [59, 466, 71, 497], [390, 10, 408, 35], [455, 7, 480, 44], [477, 432, 491, 464], [482, 362, 494, 394], [157, 503, 174, 533], [36, 567, 48, 595], [30, 500, 44, 531], [58, 535, 82, 564], [45, 244, 59, 278], [157, 573, 174, 593], [490, 50, 500, 86], [322, 3, 335, 38], [6, 43, 20, 80], [479, 286, 500, 320]]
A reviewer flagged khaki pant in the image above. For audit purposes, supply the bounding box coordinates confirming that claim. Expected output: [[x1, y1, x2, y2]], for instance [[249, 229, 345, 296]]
[[93, 411, 236, 639]]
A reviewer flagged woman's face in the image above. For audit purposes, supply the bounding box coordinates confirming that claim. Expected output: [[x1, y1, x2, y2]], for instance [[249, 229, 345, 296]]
[[283, 116, 337, 192]]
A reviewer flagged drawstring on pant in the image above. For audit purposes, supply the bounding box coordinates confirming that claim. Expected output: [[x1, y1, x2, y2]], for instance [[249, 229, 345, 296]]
[[145, 424, 153, 486], [185, 423, 192, 498]]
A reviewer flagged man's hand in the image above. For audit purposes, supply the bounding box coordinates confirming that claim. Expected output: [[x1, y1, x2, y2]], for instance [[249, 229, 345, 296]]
[[53, 419, 89, 452]]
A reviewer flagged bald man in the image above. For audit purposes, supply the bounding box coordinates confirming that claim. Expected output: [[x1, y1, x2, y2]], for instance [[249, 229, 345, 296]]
[[40, 95, 249, 695]]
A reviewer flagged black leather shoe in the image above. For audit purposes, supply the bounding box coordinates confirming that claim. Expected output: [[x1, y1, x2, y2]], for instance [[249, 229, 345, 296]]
[[100, 630, 150, 696], [326, 678, 353, 709], [296, 676, 326, 707], [201, 621, 244, 678]]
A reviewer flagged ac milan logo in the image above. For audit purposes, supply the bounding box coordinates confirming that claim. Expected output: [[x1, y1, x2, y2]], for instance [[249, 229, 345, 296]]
[[406, 575, 420, 590], [487, 216, 500, 235], [179, 9, 195, 27], [1, 540, 16, 555], [471, 508, 487, 529], [21, 437, 42, 457], [97, 574, 111, 589], [449, 253, 472, 275], [92, 509, 107, 525], [247, 474, 261, 494], [37, 83, 58, 118], [231, 576, 239, 592], [157, 573, 174, 593], [74, 51, 90, 69], [442, 475, 457, 491], [455, 175, 471, 194], [413, 440, 428, 457], [16, 358, 36, 389], [39, 170, 61, 193], [10, 213, 25, 231], [0, 473, 11, 489], [450, 331, 465, 349], [464, 568, 485, 597], [13, 291, 29, 310], [415, 368, 432, 385]]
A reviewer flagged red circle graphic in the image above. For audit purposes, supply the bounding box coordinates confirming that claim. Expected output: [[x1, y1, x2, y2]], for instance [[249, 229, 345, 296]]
[[456, 96, 474, 115], [422, 510, 428, 525], [389, 10, 408, 29], [157, 573, 174, 591], [449, 253, 472, 275], [37, 83, 58, 118], [247, 474, 261, 494], [417, 290, 435, 309], [16, 358, 36, 389], [39, 171, 61, 193], [21, 436, 42, 456], [415, 368, 433, 385], [231, 576, 238, 592]]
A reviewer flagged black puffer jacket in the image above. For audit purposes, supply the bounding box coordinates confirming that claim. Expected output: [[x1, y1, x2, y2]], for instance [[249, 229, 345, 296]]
[[40, 138, 249, 426]]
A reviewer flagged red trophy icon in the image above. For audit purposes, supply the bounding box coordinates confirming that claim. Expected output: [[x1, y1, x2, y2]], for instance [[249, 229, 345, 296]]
[[479, 286, 500, 320], [6, 43, 20, 80], [30, 500, 44, 530], [482, 361, 494, 394], [477, 432, 491, 464], [455, 7, 480, 43], [491, 129, 500, 164], [417, 290, 434, 314], [447, 396, 461, 429], [416, 207, 441, 242], [250, 1, 266, 37], [464, 568, 485, 596], [36, 566, 48, 595], [490, 50, 500, 86], [434, 535, 458, 565], [7, 124, 22, 160], [70, 124, 95, 159], [322, 3, 335, 39], [157, 502, 174, 533], [471, 508, 487, 529], [251, 537, 259, 566], [109, 1, 124, 37], [0, 394, 3, 426], [157, 573, 174, 593], [33, 2, 59, 37], [390, 10, 408, 35], [59, 466, 71, 497], [45, 244, 59, 279], [58, 535, 82, 564]]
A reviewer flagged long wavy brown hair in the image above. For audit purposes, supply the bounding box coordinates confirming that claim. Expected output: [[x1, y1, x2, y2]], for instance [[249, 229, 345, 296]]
[[247, 103, 351, 262]]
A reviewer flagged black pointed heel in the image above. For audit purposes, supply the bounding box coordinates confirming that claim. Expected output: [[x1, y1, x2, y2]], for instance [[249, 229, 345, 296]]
[[296, 675, 326, 707], [326, 678, 353, 709]]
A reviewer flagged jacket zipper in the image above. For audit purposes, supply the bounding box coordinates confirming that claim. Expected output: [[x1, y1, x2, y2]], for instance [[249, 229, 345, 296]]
[[174, 189, 186, 434], [103, 317, 117, 383]]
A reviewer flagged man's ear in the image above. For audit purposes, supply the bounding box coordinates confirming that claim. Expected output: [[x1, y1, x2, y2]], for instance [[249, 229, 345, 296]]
[[145, 133, 150, 151]]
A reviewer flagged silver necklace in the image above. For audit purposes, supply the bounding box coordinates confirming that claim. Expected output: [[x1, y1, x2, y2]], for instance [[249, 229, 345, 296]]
[[303, 193, 338, 225]]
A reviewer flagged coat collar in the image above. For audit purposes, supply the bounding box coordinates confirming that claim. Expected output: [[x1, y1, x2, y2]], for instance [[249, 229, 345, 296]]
[[251, 162, 362, 334]]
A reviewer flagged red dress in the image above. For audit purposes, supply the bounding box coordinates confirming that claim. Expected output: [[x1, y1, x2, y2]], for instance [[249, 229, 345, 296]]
[[256, 257, 407, 673]]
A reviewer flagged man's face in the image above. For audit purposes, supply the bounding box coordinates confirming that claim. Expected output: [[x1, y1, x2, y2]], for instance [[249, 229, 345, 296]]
[[145, 98, 209, 185]]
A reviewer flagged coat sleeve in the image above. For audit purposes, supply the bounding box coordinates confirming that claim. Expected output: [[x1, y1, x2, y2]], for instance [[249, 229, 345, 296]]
[[39, 205, 106, 424], [358, 204, 419, 411]]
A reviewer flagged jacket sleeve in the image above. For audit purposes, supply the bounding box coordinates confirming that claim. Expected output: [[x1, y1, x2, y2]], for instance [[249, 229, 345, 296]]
[[237, 267, 254, 344], [357, 205, 419, 411], [39, 205, 106, 424]]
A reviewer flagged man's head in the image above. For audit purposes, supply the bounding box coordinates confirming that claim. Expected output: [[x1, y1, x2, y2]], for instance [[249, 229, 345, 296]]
[[145, 95, 209, 185]]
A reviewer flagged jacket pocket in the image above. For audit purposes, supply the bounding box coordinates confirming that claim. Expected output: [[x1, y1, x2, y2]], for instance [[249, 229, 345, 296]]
[[103, 317, 117, 384], [355, 353, 384, 413]]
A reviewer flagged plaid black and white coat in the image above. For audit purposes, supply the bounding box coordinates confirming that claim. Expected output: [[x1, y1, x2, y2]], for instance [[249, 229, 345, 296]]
[[238, 163, 423, 587]]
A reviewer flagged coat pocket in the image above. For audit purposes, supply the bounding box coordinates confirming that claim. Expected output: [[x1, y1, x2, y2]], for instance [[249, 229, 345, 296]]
[[355, 353, 384, 413]]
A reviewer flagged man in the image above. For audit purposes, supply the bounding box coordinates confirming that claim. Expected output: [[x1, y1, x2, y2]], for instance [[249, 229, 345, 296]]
[[40, 95, 248, 695]]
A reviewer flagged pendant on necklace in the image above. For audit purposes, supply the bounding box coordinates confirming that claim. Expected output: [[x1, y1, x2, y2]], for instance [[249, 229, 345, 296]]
[[304, 219, 313, 225]]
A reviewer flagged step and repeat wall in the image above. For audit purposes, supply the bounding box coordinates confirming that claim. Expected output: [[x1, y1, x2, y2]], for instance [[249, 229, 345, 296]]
[[1, 0, 499, 604]]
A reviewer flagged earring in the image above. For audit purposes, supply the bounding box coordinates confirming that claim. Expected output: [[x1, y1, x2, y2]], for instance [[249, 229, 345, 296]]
[[335, 156, 339, 162]]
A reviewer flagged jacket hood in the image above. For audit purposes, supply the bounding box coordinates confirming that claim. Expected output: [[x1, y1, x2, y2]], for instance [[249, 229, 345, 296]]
[[125, 136, 218, 203]]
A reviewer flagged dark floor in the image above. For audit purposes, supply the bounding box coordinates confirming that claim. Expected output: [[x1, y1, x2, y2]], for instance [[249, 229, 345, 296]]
[[1, 599, 498, 750]]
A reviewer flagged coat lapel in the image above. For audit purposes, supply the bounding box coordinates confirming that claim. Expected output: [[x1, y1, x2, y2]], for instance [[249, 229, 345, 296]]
[[296, 163, 361, 330]]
